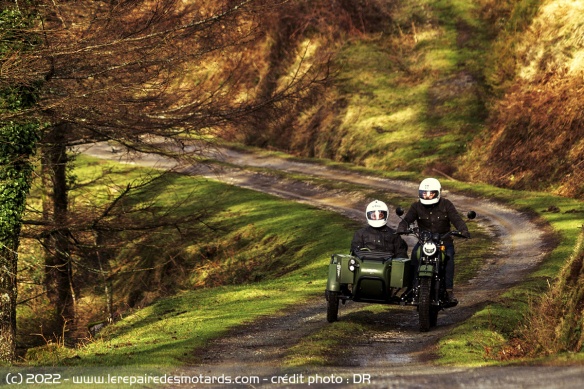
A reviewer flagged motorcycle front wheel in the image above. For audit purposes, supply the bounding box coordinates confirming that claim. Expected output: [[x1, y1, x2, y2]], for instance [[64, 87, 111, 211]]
[[327, 291, 339, 322], [430, 305, 439, 328], [418, 277, 432, 332]]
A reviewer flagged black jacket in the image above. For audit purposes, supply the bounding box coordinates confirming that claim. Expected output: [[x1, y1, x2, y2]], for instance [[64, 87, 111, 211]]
[[351, 225, 408, 258], [396, 199, 469, 243]]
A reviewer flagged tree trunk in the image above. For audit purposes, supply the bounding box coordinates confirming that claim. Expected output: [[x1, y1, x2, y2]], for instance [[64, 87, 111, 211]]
[[95, 231, 114, 323], [41, 123, 76, 337], [0, 245, 18, 362]]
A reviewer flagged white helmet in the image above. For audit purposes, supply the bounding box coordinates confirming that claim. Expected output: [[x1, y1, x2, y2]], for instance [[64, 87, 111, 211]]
[[365, 200, 389, 228], [419, 178, 441, 205]]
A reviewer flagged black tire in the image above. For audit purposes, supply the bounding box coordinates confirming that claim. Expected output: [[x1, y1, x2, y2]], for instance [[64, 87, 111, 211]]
[[327, 291, 339, 322], [418, 277, 431, 332], [430, 305, 439, 327]]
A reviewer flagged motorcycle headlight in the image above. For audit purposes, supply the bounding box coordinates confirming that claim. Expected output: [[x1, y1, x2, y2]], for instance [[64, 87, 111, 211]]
[[348, 258, 358, 272], [422, 242, 437, 256]]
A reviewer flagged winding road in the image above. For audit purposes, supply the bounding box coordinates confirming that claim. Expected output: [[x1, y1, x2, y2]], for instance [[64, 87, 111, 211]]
[[80, 143, 583, 388]]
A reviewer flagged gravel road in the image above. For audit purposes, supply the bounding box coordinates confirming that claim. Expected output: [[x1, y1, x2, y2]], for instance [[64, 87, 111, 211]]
[[80, 143, 583, 388]]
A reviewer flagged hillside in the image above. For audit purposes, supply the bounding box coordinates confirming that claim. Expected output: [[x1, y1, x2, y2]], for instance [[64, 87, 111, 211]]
[[460, 0, 584, 198], [224, 0, 584, 358], [232, 0, 582, 199], [13, 0, 584, 367]]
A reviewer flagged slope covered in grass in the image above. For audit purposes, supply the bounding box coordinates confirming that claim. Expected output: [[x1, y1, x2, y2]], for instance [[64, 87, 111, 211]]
[[20, 156, 359, 365]]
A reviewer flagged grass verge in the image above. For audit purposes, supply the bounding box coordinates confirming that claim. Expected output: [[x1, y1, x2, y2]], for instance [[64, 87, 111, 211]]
[[436, 181, 584, 365]]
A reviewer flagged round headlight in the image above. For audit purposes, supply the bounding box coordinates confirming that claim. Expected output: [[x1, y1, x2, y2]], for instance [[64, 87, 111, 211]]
[[422, 242, 437, 256]]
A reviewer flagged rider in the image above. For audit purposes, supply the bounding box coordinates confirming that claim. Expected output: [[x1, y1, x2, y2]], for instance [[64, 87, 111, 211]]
[[351, 200, 408, 258], [396, 178, 470, 304]]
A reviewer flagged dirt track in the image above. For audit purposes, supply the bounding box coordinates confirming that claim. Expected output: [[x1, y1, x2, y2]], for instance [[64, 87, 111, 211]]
[[80, 143, 583, 388]]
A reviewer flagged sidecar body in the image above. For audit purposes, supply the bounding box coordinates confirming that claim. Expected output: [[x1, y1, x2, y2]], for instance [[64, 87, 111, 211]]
[[325, 252, 411, 321]]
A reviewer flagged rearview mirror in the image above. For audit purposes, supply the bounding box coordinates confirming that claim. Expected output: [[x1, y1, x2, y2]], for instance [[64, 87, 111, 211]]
[[396, 206, 404, 217], [467, 211, 476, 220]]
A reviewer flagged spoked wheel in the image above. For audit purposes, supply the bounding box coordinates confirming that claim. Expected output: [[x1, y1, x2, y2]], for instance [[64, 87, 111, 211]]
[[327, 291, 339, 322], [418, 277, 432, 332]]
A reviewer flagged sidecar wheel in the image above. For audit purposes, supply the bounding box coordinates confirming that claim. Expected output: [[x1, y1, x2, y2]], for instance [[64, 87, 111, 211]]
[[418, 278, 431, 332], [327, 291, 339, 322]]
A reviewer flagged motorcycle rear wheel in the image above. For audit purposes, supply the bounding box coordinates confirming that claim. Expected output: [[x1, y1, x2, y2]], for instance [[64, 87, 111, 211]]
[[327, 291, 339, 322]]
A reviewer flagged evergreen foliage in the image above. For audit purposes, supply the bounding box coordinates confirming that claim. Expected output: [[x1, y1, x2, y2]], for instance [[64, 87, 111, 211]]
[[0, 4, 41, 362]]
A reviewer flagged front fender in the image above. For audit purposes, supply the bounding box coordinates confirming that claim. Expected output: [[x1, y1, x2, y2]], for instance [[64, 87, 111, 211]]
[[418, 264, 434, 277], [326, 261, 341, 292], [326, 254, 356, 292]]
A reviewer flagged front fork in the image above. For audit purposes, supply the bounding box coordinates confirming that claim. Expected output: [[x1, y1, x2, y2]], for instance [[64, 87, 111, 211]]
[[430, 254, 447, 305], [432, 272, 441, 305]]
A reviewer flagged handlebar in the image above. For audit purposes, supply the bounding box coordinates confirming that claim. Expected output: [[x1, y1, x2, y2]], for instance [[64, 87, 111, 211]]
[[449, 230, 470, 239]]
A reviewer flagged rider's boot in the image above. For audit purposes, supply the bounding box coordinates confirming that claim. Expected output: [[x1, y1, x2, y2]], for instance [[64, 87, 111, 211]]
[[446, 289, 458, 305]]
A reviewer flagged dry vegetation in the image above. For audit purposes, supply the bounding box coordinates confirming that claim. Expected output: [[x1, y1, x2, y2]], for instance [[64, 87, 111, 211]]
[[501, 231, 584, 359], [458, 0, 584, 198], [13, 0, 337, 349], [464, 0, 584, 358], [235, 0, 584, 200], [226, 0, 395, 151]]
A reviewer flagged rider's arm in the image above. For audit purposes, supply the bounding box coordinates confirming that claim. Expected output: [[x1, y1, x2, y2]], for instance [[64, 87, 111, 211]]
[[394, 235, 408, 258], [350, 228, 364, 254], [444, 199, 470, 237], [396, 203, 418, 233]]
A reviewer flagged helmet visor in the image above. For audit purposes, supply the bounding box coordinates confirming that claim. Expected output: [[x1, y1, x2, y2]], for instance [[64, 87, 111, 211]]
[[419, 190, 439, 201], [366, 210, 387, 221]]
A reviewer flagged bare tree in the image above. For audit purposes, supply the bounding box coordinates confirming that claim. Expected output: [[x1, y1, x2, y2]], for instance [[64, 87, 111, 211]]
[[24, 167, 213, 334], [1, 0, 331, 355]]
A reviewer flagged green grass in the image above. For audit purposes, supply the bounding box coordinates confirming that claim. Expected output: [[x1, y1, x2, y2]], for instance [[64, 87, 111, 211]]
[[284, 321, 365, 367], [326, 0, 489, 174], [68, 279, 324, 367]]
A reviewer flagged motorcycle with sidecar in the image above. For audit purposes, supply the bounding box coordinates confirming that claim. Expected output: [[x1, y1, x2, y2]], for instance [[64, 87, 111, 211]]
[[325, 207, 476, 331]]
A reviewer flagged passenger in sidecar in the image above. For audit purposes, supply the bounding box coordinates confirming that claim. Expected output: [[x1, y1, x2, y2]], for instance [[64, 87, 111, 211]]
[[351, 200, 408, 257]]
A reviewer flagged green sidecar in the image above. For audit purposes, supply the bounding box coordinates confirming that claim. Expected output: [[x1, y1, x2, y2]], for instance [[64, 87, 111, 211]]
[[324, 251, 411, 323]]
